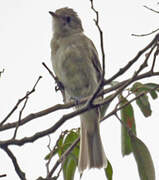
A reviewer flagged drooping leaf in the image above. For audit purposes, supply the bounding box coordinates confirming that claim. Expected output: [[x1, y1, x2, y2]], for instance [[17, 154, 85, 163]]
[[144, 83, 159, 99], [136, 96, 151, 117], [131, 82, 152, 117], [119, 95, 136, 156], [63, 131, 79, 158], [44, 130, 80, 180], [144, 83, 159, 92], [149, 90, 158, 99], [62, 131, 80, 180], [104, 160, 113, 180], [63, 154, 77, 180], [100, 81, 120, 119], [100, 94, 114, 119], [129, 133, 155, 180], [57, 134, 65, 157]]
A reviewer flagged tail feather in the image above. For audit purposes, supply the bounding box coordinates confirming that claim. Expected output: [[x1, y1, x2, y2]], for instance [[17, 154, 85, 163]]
[[78, 108, 107, 173], [78, 119, 88, 173], [87, 128, 107, 169]]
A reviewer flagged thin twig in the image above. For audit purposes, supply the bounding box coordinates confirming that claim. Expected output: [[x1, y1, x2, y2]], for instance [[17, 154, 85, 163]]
[[151, 46, 159, 71], [12, 94, 29, 139], [88, 0, 106, 105], [0, 174, 7, 178], [2, 146, 26, 180], [100, 48, 151, 111], [54, 166, 63, 179], [42, 62, 65, 102], [0, 69, 4, 77], [42, 62, 56, 80], [113, 84, 159, 130], [104, 33, 159, 85], [144, 5, 159, 14], [0, 76, 42, 126], [47, 137, 79, 178], [131, 5, 159, 37], [134, 43, 156, 75], [132, 28, 159, 37], [101, 85, 159, 122], [47, 135, 52, 152], [46, 133, 64, 175], [101, 44, 159, 117]]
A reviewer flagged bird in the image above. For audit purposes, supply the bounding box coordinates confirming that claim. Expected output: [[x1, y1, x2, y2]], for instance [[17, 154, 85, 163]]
[[49, 7, 107, 173]]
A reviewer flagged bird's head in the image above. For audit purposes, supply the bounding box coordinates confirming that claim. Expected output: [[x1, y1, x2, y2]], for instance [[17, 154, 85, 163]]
[[49, 7, 83, 36]]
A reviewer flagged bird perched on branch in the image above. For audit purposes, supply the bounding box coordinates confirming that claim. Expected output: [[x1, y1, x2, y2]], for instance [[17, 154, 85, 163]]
[[49, 7, 107, 173]]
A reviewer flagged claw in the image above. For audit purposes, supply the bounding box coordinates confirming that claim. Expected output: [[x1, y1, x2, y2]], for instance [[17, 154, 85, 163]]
[[54, 78, 64, 92], [70, 97, 80, 106]]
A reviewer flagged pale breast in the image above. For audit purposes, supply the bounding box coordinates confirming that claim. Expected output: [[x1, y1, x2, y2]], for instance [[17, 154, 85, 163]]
[[51, 34, 98, 99]]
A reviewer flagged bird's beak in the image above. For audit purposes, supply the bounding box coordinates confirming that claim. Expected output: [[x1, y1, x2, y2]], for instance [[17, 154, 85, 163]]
[[49, 11, 59, 18]]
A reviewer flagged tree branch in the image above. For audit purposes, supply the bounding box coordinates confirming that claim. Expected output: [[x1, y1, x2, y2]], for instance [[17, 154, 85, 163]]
[[0, 71, 159, 133], [12, 92, 29, 139], [43, 84, 159, 177], [0, 76, 42, 126], [101, 85, 159, 122], [1, 146, 26, 180], [151, 46, 159, 71], [86, 0, 106, 105], [104, 33, 159, 85], [0, 174, 7, 178]]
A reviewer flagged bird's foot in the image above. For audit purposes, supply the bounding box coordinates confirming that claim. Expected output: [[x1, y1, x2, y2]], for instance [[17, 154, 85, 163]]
[[70, 96, 80, 106]]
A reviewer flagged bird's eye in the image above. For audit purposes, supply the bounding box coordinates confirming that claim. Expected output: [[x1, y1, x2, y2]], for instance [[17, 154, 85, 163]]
[[66, 16, 71, 23]]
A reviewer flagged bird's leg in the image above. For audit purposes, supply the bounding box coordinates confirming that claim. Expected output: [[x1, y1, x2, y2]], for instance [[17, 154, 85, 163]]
[[54, 77, 66, 102], [69, 96, 81, 106]]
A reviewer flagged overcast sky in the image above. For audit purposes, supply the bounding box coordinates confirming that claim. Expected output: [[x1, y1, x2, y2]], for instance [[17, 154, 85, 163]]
[[0, 0, 159, 179]]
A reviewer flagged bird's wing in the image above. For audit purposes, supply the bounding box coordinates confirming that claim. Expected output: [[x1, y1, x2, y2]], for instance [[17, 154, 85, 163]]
[[87, 38, 103, 82]]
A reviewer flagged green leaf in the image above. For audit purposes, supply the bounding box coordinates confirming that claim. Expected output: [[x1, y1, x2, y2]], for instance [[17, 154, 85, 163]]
[[144, 83, 159, 92], [104, 160, 113, 180], [131, 82, 152, 117], [119, 95, 136, 156], [149, 90, 158, 99], [45, 130, 80, 180], [57, 135, 65, 157], [136, 97, 151, 117], [129, 133, 155, 180], [100, 94, 114, 118], [100, 81, 120, 118], [63, 155, 77, 180], [62, 131, 80, 180], [144, 83, 159, 99], [63, 131, 79, 157]]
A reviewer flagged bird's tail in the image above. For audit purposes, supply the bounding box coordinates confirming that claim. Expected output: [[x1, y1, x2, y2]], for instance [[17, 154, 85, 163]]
[[78, 108, 107, 173]]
